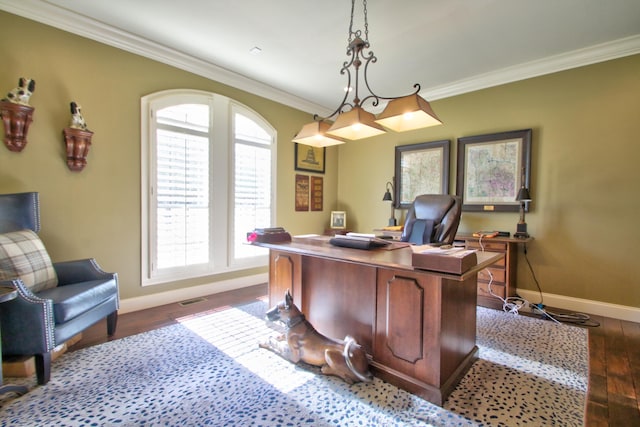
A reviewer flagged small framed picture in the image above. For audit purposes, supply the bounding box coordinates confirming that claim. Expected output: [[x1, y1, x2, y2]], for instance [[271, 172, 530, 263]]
[[295, 143, 326, 174], [330, 211, 346, 229]]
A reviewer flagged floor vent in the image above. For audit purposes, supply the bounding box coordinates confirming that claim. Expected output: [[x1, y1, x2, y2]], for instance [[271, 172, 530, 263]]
[[178, 297, 207, 306]]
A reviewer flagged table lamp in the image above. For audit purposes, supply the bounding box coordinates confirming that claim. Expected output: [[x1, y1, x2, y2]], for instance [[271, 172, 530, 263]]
[[514, 185, 531, 238], [382, 181, 397, 226]]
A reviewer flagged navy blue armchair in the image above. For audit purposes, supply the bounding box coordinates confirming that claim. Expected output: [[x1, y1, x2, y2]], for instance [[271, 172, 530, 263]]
[[0, 192, 118, 385]]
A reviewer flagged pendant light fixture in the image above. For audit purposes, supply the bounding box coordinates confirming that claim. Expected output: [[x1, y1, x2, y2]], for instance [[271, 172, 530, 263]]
[[293, 0, 442, 147]]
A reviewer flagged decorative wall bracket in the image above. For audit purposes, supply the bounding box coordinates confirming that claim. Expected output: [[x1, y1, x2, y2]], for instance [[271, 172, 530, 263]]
[[63, 127, 93, 171], [0, 101, 35, 152]]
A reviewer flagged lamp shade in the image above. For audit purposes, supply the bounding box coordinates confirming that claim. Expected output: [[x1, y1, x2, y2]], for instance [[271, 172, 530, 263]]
[[516, 187, 532, 202], [292, 121, 345, 147], [326, 107, 386, 140], [375, 94, 442, 132], [382, 190, 392, 201]]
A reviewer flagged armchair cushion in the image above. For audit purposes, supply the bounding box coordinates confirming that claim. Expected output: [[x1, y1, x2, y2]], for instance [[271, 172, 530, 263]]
[[37, 279, 118, 324], [0, 229, 58, 292]]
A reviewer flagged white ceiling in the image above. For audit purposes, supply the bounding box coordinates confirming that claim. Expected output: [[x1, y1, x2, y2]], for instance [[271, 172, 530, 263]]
[[2, 0, 640, 115]]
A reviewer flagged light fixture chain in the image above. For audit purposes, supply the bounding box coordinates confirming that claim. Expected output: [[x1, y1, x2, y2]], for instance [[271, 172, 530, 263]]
[[349, 0, 369, 43], [363, 0, 369, 42], [348, 0, 356, 44], [292, 0, 441, 145]]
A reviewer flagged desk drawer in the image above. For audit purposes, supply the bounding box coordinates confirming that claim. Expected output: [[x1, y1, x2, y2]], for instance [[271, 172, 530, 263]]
[[466, 241, 507, 252], [489, 256, 506, 268], [478, 282, 505, 299], [478, 267, 506, 283]]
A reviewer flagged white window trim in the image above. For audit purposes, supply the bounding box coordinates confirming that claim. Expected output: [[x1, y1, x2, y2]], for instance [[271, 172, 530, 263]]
[[141, 89, 276, 286], [228, 101, 277, 269]]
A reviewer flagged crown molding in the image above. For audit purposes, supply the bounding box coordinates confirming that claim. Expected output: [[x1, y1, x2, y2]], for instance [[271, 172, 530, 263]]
[[424, 34, 640, 101], [0, 0, 331, 116], [3, 1, 638, 110]]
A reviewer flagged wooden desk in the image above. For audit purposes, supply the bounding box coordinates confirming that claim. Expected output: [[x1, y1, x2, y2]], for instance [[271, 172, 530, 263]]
[[255, 236, 503, 405]]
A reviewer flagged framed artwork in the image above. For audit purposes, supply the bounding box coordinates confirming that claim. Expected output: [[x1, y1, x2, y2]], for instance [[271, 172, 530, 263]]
[[295, 143, 325, 174], [330, 211, 346, 229], [295, 174, 309, 211], [394, 140, 450, 209], [456, 129, 532, 212], [310, 176, 323, 211]]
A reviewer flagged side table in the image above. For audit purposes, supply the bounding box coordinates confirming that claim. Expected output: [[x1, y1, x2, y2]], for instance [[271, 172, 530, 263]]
[[0, 286, 28, 396], [455, 234, 533, 309]]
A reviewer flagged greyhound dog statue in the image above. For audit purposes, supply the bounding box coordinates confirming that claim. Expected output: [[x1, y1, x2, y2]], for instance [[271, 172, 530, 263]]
[[260, 290, 372, 384]]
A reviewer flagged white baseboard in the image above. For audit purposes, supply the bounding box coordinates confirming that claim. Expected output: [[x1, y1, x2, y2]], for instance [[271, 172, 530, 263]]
[[118, 275, 639, 323], [118, 273, 268, 314], [517, 289, 640, 323]]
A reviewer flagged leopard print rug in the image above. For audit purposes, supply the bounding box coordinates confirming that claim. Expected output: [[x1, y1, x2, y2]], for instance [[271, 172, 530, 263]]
[[0, 302, 587, 426]]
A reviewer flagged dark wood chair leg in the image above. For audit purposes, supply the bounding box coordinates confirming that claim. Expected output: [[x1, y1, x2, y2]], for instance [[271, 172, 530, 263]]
[[107, 311, 118, 336], [34, 352, 51, 385]]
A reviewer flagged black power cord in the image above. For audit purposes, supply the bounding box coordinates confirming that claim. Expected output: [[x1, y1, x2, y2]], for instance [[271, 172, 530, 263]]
[[521, 243, 600, 327]]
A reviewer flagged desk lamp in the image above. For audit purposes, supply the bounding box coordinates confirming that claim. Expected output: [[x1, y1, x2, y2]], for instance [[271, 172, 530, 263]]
[[382, 181, 397, 226], [514, 185, 531, 238]]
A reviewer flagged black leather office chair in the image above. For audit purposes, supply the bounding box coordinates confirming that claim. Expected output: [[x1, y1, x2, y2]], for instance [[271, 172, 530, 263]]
[[0, 192, 119, 385], [401, 194, 462, 245]]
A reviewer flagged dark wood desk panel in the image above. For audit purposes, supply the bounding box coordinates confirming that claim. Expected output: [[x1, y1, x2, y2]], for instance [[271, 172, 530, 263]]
[[302, 256, 376, 352], [259, 235, 503, 405]]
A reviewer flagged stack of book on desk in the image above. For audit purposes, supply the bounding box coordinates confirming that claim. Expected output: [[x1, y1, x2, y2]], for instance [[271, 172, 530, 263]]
[[247, 227, 292, 243], [411, 245, 477, 274]]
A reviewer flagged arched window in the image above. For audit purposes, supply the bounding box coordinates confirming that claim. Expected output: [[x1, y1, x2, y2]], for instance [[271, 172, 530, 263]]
[[141, 90, 276, 285]]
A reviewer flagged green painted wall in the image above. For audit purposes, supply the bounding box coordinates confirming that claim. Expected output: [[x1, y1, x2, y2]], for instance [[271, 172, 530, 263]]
[[1, 11, 639, 309], [0, 12, 339, 299], [338, 54, 640, 307]]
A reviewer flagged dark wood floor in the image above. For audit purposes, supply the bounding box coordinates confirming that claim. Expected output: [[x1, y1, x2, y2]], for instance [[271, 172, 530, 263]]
[[70, 284, 640, 427]]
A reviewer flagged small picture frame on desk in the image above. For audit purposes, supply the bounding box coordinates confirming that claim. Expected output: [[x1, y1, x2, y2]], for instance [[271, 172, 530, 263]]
[[330, 211, 346, 229]]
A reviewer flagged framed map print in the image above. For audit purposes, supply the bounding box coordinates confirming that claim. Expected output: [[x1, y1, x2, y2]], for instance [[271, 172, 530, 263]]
[[456, 129, 532, 212], [394, 140, 450, 209]]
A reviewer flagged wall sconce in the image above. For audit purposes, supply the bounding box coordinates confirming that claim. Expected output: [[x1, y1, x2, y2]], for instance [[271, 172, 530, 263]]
[[514, 185, 531, 238], [382, 180, 397, 226], [0, 101, 35, 152], [63, 101, 92, 171], [1, 78, 36, 152], [63, 128, 93, 171]]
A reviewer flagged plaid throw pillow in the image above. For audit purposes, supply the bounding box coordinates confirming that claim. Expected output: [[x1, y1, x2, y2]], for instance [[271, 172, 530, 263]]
[[0, 229, 58, 292]]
